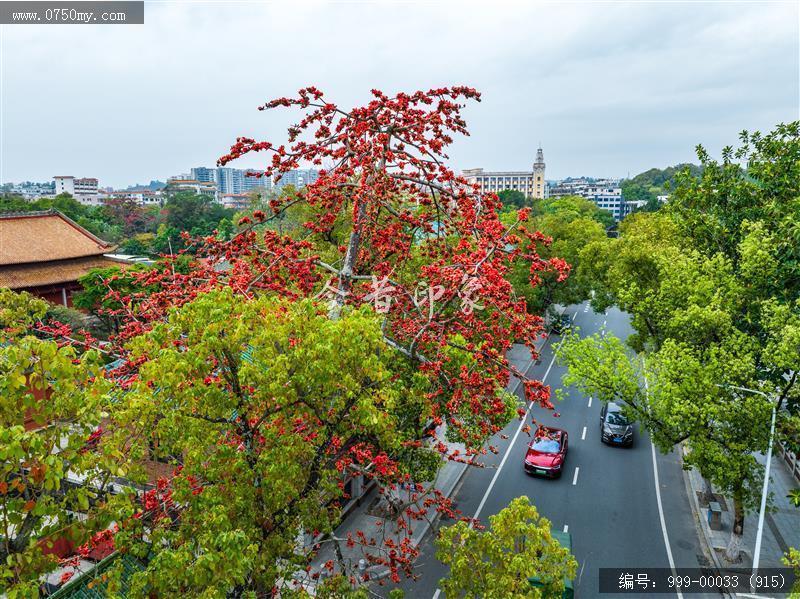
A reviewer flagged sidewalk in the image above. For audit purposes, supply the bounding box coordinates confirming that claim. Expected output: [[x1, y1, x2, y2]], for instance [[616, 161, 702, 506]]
[[298, 317, 558, 591], [684, 442, 800, 594]]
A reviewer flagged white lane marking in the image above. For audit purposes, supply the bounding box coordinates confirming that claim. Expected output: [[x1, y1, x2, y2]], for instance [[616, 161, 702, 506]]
[[645, 375, 683, 599], [563, 524, 569, 533], [583, 304, 589, 312], [587, 396, 593, 408], [581, 426, 586, 440], [472, 349, 559, 523], [602, 319, 607, 327], [572, 311, 578, 321], [572, 467, 580, 485], [432, 341, 562, 599]]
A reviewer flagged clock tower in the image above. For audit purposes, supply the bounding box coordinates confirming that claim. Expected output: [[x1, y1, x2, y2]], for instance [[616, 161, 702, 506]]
[[532, 147, 546, 199]]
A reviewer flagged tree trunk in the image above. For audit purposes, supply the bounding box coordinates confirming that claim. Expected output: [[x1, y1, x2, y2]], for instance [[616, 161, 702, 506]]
[[724, 487, 745, 562]]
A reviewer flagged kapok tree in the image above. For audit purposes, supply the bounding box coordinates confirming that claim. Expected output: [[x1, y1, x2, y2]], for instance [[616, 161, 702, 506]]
[[83, 87, 567, 589], [109, 86, 567, 445]]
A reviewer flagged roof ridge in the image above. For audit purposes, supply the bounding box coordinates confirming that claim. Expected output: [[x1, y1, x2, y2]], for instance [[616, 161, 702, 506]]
[[0, 209, 58, 219]]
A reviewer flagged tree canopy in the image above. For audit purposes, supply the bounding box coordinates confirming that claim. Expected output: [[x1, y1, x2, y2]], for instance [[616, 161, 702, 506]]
[[559, 122, 800, 561], [435, 496, 577, 599]]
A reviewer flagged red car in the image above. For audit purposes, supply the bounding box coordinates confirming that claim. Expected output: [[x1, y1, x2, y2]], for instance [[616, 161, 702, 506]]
[[524, 426, 568, 478]]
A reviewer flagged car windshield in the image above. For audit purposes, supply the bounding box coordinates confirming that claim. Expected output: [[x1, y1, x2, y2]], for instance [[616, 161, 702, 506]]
[[531, 437, 561, 453], [606, 411, 629, 425]]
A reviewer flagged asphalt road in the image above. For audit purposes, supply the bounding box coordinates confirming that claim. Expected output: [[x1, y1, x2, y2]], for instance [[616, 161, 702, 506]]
[[382, 302, 719, 599]]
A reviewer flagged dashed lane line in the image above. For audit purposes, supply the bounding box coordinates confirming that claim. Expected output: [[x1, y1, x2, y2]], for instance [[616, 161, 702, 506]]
[[587, 396, 593, 408], [430, 345, 562, 599], [581, 426, 586, 440], [572, 467, 580, 485]]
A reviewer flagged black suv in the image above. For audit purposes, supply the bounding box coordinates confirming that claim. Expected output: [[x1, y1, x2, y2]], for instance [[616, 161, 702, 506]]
[[600, 402, 634, 447]]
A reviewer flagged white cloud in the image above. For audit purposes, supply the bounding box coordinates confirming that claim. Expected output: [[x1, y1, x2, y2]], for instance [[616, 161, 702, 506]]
[[2, 0, 797, 186]]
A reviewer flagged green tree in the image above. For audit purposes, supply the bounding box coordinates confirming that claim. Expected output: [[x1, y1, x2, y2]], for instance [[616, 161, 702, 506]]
[[559, 122, 800, 561], [435, 496, 576, 599], [497, 189, 528, 211], [507, 195, 610, 315], [74, 265, 154, 334], [0, 290, 126, 597], [111, 289, 427, 596], [163, 191, 234, 241]]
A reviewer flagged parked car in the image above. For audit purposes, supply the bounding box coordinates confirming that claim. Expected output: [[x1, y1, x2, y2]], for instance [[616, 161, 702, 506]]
[[524, 426, 568, 477], [600, 401, 634, 446], [551, 314, 572, 334]]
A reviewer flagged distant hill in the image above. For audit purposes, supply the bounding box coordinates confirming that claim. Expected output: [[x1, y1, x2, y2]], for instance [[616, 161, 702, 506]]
[[124, 180, 165, 191], [628, 163, 702, 189], [622, 163, 702, 206]]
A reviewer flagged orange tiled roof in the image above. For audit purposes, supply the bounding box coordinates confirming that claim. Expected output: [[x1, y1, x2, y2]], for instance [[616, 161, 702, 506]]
[[0, 211, 114, 265], [0, 256, 118, 289]]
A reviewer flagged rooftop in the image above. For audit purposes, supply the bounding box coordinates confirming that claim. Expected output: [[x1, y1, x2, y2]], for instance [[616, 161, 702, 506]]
[[0, 210, 114, 265]]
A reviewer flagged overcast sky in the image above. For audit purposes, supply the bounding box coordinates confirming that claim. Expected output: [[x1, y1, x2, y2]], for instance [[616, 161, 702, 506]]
[[1, 0, 798, 188]]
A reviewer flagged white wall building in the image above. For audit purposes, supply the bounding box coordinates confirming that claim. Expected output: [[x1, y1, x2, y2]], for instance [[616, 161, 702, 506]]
[[462, 147, 547, 200], [53, 176, 101, 205], [106, 190, 163, 207], [548, 177, 624, 220]]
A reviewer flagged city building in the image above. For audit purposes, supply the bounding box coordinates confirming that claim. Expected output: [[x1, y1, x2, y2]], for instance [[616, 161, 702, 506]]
[[462, 147, 547, 200], [2, 181, 55, 200], [548, 177, 625, 220], [190, 167, 272, 195], [220, 193, 252, 210], [0, 210, 118, 306], [106, 190, 163, 207], [273, 168, 320, 190], [53, 176, 101, 206], [190, 167, 217, 185]]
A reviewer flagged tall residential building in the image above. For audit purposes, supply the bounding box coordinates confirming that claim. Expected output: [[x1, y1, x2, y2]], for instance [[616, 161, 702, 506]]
[[548, 177, 624, 220], [190, 167, 272, 194], [274, 168, 320, 190], [190, 167, 217, 185], [241, 169, 271, 193], [462, 147, 547, 200], [53, 176, 101, 206]]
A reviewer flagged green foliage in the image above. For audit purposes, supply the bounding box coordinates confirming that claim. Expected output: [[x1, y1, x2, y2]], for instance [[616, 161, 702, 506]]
[[161, 191, 235, 250], [435, 496, 577, 599], [783, 547, 800, 598], [0, 288, 48, 336], [110, 289, 428, 596], [0, 292, 125, 595], [628, 163, 702, 190], [558, 124, 800, 556], [497, 189, 528, 211], [74, 265, 154, 335], [508, 195, 609, 315]]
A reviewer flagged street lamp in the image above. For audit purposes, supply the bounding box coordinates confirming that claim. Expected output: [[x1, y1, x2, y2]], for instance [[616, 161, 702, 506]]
[[718, 384, 777, 573]]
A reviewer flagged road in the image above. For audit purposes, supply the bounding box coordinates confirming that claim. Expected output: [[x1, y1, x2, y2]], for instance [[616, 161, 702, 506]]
[[382, 302, 718, 599]]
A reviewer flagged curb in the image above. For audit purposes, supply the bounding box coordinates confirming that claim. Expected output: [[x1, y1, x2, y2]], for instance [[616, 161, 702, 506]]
[[680, 446, 736, 598], [366, 327, 557, 582]]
